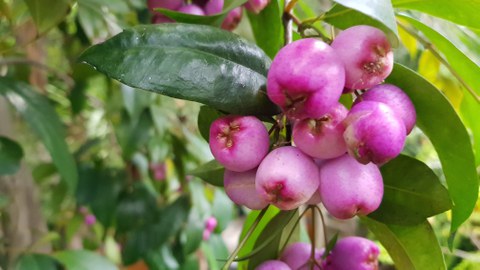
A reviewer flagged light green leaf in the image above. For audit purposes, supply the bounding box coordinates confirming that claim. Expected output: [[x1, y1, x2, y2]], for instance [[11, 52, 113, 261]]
[[0, 136, 23, 176], [15, 254, 57, 270], [53, 250, 118, 270], [24, 0, 70, 33]]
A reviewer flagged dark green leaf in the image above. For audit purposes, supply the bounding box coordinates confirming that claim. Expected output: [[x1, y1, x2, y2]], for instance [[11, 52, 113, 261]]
[[188, 159, 224, 187], [79, 24, 278, 116], [25, 0, 71, 33], [247, 0, 284, 58], [197, 105, 224, 141], [144, 245, 180, 270], [53, 250, 118, 270], [393, 0, 480, 29], [363, 217, 446, 270], [322, 233, 339, 259], [115, 109, 153, 159], [15, 254, 58, 270], [386, 64, 478, 233], [324, 1, 399, 47], [368, 155, 452, 225], [0, 78, 78, 193], [0, 136, 23, 175]]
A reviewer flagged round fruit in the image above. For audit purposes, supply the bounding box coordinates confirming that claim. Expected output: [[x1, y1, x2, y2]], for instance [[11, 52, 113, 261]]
[[147, 0, 183, 11], [324, 237, 379, 270], [280, 242, 323, 270], [245, 0, 270, 14], [178, 4, 205, 15], [224, 169, 269, 210], [204, 0, 224, 15], [256, 260, 291, 270], [221, 7, 243, 31]]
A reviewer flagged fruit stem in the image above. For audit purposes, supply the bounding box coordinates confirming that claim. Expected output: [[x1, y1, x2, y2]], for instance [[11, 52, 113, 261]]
[[221, 206, 269, 270], [279, 207, 310, 252], [310, 206, 316, 270], [283, 0, 293, 45], [313, 205, 328, 249]]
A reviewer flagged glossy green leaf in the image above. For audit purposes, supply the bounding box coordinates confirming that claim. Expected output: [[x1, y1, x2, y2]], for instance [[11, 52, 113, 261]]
[[0, 136, 23, 175], [197, 106, 224, 141], [393, 0, 480, 29], [386, 64, 478, 233], [15, 254, 58, 270], [53, 250, 118, 270], [188, 159, 224, 187], [0, 78, 78, 193], [368, 155, 452, 225], [247, 0, 284, 58], [79, 24, 278, 116], [25, 0, 70, 33], [398, 15, 480, 99], [325, 0, 399, 46], [363, 217, 446, 270], [157, 0, 247, 27]]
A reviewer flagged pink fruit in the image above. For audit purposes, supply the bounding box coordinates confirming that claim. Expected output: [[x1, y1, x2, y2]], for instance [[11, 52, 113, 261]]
[[343, 101, 406, 165], [280, 242, 323, 270], [204, 0, 224, 15], [293, 103, 348, 159], [178, 4, 205, 15], [255, 146, 319, 210], [209, 116, 269, 172], [221, 7, 243, 31], [224, 169, 269, 210], [205, 216, 218, 231], [267, 38, 345, 120], [147, 0, 183, 11], [356, 84, 416, 134], [150, 162, 166, 181], [245, 0, 270, 14], [319, 154, 383, 219], [256, 260, 291, 270], [324, 237, 379, 270], [84, 214, 96, 226], [202, 229, 211, 241], [331, 25, 393, 91]]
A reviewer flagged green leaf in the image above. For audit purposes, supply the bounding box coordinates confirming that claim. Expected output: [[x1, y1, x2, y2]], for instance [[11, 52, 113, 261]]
[[325, 0, 399, 47], [197, 105, 224, 141], [393, 0, 480, 29], [24, 0, 71, 34], [397, 15, 480, 99], [53, 250, 118, 270], [157, 0, 247, 27], [368, 155, 452, 225], [15, 254, 58, 270], [363, 217, 446, 270], [247, 0, 284, 58], [79, 24, 278, 116], [0, 136, 23, 175], [0, 78, 78, 193], [188, 159, 224, 187], [386, 64, 478, 233]]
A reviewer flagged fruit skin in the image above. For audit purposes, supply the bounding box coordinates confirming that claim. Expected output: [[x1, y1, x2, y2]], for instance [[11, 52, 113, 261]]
[[224, 169, 269, 210], [343, 101, 406, 165], [280, 242, 323, 270], [255, 146, 319, 210], [147, 0, 183, 11], [267, 38, 345, 120], [319, 154, 383, 219], [324, 237, 379, 270], [204, 0, 224, 15], [355, 84, 416, 134], [151, 14, 175, 24], [293, 103, 348, 159], [221, 7, 243, 31], [245, 0, 270, 14], [256, 260, 291, 270], [209, 116, 269, 172], [205, 216, 218, 231], [178, 4, 206, 15], [331, 25, 393, 91]]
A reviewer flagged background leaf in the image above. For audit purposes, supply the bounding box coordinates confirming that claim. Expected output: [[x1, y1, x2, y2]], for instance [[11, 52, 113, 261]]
[[368, 155, 452, 225], [197, 105, 224, 141], [386, 64, 478, 233], [188, 159, 224, 187], [0, 78, 78, 193], [0, 136, 24, 176], [24, 0, 71, 33], [79, 23, 279, 116], [15, 254, 58, 270], [53, 250, 118, 270]]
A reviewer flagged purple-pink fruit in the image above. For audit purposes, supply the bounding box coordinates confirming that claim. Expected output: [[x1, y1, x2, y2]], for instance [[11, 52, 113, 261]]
[[343, 101, 406, 165], [204, 0, 224, 14], [256, 260, 291, 270], [178, 4, 205, 15], [255, 146, 319, 210], [245, 0, 270, 14], [319, 154, 383, 219], [267, 39, 345, 120], [324, 237, 379, 270], [205, 216, 218, 231], [147, 0, 183, 11], [151, 13, 175, 24], [209, 116, 269, 172], [293, 103, 348, 159], [280, 242, 323, 270], [331, 25, 393, 91], [356, 84, 416, 134], [221, 7, 243, 31], [224, 169, 269, 210]]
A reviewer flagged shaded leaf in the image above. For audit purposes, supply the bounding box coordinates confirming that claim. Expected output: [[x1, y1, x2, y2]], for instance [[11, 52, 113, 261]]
[[188, 159, 224, 187], [53, 250, 118, 270], [0, 136, 23, 175], [15, 254, 58, 270], [197, 105, 224, 141], [25, 0, 71, 33]]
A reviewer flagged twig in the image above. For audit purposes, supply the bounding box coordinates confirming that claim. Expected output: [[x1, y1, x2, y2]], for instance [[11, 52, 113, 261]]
[[283, 0, 293, 45]]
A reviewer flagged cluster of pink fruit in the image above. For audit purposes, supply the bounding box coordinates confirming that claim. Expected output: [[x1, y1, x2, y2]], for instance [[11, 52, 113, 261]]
[[147, 0, 270, 30]]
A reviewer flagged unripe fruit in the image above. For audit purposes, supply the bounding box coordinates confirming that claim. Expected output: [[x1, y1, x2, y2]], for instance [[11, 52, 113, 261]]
[[178, 4, 205, 15], [221, 7, 243, 31], [147, 0, 183, 11], [224, 169, 269, 210], [324, 237, 379, 270], [343, 101, 406, 165], [267, 39, 345, 120], [245, 0, 270, 14], [293, 103, 348, 159], [280, 242, 323, 270], [331, 25, 393, 91], [204, 0, 224, 15], [256, 260, 291, 270], [209, 116, 269, 172], [356, 84, 416, 134], [256, 146, 319, 210], [319, 154, 383, 219]]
